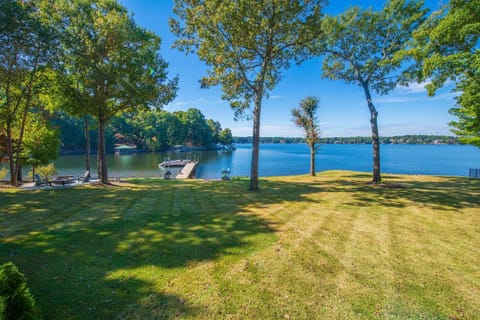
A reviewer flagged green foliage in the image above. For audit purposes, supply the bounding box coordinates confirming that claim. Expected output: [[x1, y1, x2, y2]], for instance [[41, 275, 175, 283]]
[[449, 75, 480, 147], [51, 108, 231, 153], [0, 262, 41, 320], [22, 118, 60, 166], [292, 96, 320, 175], [320, 0, 428, 94], [413, 0, 480, 148], [172, 0, 325, 114], [207, 119, 222, 144], [171, 0, 326, 190], [33, 163, 57, 180], [0, 168, 7, 180], [58, 0, 178, 120], [51, 112, 92, 151], [0, 0, 61, 185], [318, 0, 428, 183], [291, 96, 320, 146], [219, 128, 233, 146], [0, 131, 7, 163], [413, 0, 479, 95], [56, 0, 178, 183], [233, 135, 459, 144], [175, 108, 213, 146], [111, 108, 226, 151]]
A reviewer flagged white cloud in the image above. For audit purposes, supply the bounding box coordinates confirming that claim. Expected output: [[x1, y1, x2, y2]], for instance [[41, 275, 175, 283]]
[[374, 83, 458, 105], [322, 124, 372, 137], [375, 95, 425, 104], [261, 125, 304, 137], [430, 91, 460, 101], [268, 95, 286, 100], [166, 97, 225, 110], [166, 101, 188, 108], [378, 122, 453, 136], [231, 126, 252, 136], [230, 124, 304, 137], [396, 81, 431, 94]]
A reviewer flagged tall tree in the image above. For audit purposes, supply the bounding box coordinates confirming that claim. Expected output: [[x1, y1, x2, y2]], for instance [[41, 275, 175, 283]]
[[291, 96, 320, 176], [171, 0, 325, 190], [0, 0, 59, 185], [59, 0, 178, 184], [318, 0, 428, 183], [412, 0, 480, 147], [22, 114, 61, 179], [52, 73, 95, 174]]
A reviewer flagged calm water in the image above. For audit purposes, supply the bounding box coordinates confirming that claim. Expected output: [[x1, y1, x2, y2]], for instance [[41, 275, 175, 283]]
[[52, 144, 480, 179]]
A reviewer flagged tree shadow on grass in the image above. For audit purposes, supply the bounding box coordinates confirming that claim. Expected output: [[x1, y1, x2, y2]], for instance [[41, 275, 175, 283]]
[[2, 174, 478, 318], [0, 178, 320, 319], [311, 172, 480, 210]]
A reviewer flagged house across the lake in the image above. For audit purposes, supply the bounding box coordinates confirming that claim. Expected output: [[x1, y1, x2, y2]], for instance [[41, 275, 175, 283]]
[[114, 145, 136, 155]]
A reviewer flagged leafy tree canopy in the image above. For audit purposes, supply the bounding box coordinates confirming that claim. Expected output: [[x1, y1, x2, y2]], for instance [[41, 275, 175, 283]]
[[57, 0, 178, 183], [171, 0, 326, 190], [292, 96, 320, 147], [412, 0, 480, 147], [318, 0, 428, 183], [291, 96, 320, 176], [0, 0, 60, 185]]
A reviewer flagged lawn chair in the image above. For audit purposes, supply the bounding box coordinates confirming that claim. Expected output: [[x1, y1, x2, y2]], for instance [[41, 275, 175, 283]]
[[79, 170, 90, 182], [34, 174, 47, 186]]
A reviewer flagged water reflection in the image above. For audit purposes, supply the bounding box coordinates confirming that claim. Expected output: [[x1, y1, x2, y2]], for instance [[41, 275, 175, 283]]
[[53, 149, 239, 180]]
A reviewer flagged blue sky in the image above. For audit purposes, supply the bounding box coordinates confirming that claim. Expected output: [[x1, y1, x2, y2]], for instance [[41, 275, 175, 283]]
[[118, 0, 456, 138]]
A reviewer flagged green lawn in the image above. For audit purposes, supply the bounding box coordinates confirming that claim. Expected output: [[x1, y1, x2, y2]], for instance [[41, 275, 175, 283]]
[[1, 171, 479, 319]]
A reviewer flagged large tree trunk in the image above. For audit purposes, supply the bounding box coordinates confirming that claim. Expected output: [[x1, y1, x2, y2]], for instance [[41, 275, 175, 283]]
[[370, 109, 381, 183], [7, 124, 16, 186], [310, 143, 316, 176], [16, 164, 23, 182], [97, 120, 108, 184], [249, 92, 262, 191], [7, 64, 36, 186], [13, 100, 31, 185], [362, 84, 381, 184], [84, 115, 91, 172]]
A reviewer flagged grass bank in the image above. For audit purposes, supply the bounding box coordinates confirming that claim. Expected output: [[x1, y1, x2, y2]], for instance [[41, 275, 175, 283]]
[[1, 171, 479, 319]]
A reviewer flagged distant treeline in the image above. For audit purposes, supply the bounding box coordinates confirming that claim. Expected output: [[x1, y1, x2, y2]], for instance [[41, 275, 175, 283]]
[[54, 108, 233, 153], [233, 135, 460, 145]]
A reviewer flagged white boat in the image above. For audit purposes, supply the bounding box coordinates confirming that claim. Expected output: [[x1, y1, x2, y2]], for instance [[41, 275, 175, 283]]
[[158, 159, 193, 168]]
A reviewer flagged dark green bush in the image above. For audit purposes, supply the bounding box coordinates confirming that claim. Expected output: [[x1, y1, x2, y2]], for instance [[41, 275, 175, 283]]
[[0, 262, 41, 320]]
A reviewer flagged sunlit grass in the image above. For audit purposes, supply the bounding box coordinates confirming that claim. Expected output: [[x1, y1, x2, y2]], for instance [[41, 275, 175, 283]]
[[1, 171, 479, 319]]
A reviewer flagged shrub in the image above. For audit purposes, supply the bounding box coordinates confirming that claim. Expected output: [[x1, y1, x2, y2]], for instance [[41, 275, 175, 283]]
[[0, 168, 7, 180], [0, 262, 41, 320], [31, 163, 57, 181]]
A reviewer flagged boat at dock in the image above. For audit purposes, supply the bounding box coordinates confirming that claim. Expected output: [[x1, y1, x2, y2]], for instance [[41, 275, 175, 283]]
[[158, 159, 194, 168], [114, 145, 136, 155]]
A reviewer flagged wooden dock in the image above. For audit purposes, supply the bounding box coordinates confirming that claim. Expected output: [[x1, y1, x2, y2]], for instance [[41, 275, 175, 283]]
[[176, 161, 198, 179]]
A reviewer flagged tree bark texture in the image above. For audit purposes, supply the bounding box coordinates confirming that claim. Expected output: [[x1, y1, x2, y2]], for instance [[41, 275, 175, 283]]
[[310, 144, 316, 176], [362, 84, 381, 184], [370, 108, 381, 183], [7, 123, 15, 186], [84, 115, 91, 172], [249, 93, 262, 191], [97, 121, 108, 184]]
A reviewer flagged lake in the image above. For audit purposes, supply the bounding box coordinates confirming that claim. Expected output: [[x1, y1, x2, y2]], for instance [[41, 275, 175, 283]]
[[52, 143, 480, 180]]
